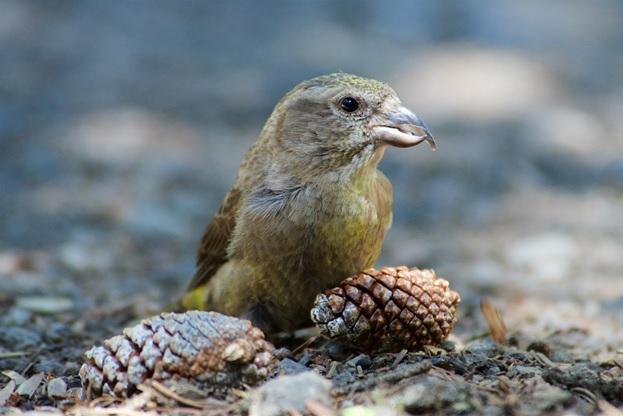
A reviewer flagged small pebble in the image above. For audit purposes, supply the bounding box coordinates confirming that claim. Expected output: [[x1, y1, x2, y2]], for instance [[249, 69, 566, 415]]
[[507, 365, 543, 378], [250, 372, 331, 416], [325, 340, 350, 360], [2, 370, 26, 385], [35, 359, 66, 376], [0, 380, 16, 406], [355, 354, 372, 369], [464, 338, 504, 357], [549, 349, 575, 363], [16, 296, 73, 314], [44, 322, 70, 342], [2, 326, 42, 348], [47, 377, 67, 398], [346, 354, 372, 369], [273, 347, 293, 360], [0, 307, 32, 326], [439, 340, 456, 352], [16, 373, 44, 397], [277, 358, 309, 375], [390, 377, 474, 413], [63, 361, 81, 376]]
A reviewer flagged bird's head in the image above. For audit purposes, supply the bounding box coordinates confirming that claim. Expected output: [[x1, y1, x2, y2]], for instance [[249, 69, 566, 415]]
[[262, 73, 435, 181]]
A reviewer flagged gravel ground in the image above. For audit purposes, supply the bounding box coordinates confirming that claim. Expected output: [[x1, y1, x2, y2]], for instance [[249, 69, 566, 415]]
[[1, 1, 622, 414]]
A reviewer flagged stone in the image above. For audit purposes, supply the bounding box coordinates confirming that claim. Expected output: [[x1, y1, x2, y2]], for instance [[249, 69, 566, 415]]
[[249, 372, 331, 416]]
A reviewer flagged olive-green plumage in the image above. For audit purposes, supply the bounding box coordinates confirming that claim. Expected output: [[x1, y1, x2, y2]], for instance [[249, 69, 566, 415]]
[[181, 73, 435, 333]]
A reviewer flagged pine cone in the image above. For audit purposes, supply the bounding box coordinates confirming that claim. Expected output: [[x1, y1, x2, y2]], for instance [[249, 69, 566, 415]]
[[79, 311, 275, 398], [310, 266, 460, 352]]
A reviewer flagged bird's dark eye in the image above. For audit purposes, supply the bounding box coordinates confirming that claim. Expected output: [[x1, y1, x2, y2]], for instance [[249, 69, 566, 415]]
[[340, 96, 359, 112]]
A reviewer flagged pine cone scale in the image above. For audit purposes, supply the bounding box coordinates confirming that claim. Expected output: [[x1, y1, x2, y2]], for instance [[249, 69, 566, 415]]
[[328, 292, 346, 314]]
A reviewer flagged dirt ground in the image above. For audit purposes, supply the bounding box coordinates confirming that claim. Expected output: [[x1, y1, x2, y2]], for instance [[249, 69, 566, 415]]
[[1, 1, 623, 415]]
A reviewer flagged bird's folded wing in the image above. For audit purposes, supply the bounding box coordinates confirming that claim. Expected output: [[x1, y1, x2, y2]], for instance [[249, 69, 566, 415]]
[[186, 187, 242, 291]]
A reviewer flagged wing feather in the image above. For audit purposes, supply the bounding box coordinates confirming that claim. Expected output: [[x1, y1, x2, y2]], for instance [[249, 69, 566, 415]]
[[186, 187, 242, 290]]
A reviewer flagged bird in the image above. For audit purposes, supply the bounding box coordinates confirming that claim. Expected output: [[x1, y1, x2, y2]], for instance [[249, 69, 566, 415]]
[[179, 73, 435, 334]]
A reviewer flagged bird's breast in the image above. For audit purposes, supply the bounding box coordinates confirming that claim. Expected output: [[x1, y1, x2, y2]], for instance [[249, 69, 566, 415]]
[[309, 190, 388, 281], [240, 174, 391, 289], [224, 172, 392, 330]]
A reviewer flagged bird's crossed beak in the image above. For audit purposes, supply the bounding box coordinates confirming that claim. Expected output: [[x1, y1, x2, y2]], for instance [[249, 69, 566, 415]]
[[372, 106, 436, 151]]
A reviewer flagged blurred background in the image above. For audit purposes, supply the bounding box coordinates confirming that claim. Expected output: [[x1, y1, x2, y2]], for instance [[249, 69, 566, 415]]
[[1, 1, 622, 360]]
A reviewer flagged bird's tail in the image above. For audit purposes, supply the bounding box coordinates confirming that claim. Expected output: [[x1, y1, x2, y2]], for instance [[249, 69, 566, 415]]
[[172, 284, 208, 311]]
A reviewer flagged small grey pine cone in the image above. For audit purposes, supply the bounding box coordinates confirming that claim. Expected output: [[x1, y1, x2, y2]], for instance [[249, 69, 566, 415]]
[[80, 311, 275, 398], [311, 266, 460, 352]]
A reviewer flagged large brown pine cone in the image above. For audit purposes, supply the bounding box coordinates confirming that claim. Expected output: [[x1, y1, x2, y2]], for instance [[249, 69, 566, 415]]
[[79, 311, 275, 398], [310, 266, 460, 352]]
